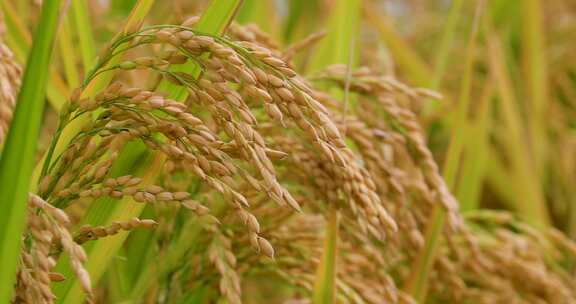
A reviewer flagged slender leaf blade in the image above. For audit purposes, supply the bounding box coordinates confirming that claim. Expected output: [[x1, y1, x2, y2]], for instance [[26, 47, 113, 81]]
[[313, 208, 339, 304], [71, 0, 96, 71]]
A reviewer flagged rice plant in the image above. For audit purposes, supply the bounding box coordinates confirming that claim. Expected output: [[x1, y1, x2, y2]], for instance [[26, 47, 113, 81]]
[[1, 0, 576, 303]]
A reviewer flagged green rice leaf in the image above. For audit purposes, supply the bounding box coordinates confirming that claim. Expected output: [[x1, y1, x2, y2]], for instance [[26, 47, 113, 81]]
[[486, 20, 550, 227], [283, 0, 320, 44], [313, 208, 339, 304], [457, 84, 493, 210], [308, 0, 360, 74], [58, 15, 80, 88], [363, 1, 431, 86], [71, 0, 96, 71], [521, 0, 548, 176]]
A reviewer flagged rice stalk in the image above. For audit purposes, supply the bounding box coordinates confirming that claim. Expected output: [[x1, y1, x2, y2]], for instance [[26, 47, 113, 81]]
[[312, 208, 339, 304], [70, 0, 96, 71], [237, 0, 281, 41], [456, 83, 493, 211], [485, 16, 550, 227], [521, 0, 548, 176], [362, 1, 431, 86], [35, 17, 393, 301], [308, 0, 360, 75], [52, 3, 246, 302], [57, 14, 80, 88]]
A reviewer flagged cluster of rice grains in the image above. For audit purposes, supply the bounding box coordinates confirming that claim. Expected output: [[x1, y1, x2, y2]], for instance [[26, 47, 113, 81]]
[[10, 19, 576, 304], [14, 195, 90, 303], [0, 33, 21, 146], [311, 65, 576, 303]]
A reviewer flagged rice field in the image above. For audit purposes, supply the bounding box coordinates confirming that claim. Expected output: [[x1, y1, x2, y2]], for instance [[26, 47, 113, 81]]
[[1, 0, 575, 303]]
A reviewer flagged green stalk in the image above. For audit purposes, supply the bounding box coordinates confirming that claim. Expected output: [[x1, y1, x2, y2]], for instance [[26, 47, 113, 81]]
[[70, 0, 96, 71], [14, 0, 29, 21], [521, 0, 547, 176], [404, 2, 483, 301], [0, 0, 61, 302], [283, 0, 321, 44], [0, 0, 29, 60], [308, 0, 360, 74], [457, 84, 493, 210], [423, 0, 465, 114], [58, 15, 80, 88], [485, 150, 520, 209], [128, 213, 209, 299], [485, 22, 550, 227], [431, 0, 465, 89], [404, 207, 445, 301], [362, 1, 431, 86], [237, 0, 280, 39], [313, 208, 339, 304]]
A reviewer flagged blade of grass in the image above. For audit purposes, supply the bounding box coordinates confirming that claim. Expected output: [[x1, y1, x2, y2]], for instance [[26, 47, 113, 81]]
[[57, 14, 80, 88], [423, 0, 465, 114], [0, 0, 61, 302], [521, 0, 547, 176], [404, 2, 483, 301], [313, 208, 339, 304], [485, 21, 550, 227], [456, 83, 493, 211], [485, 149, 520, 208], [363, 1, 431, 86], [283, 0, 321, 44], [308, 0, 360, 74], [70, 0, 96, 71], [128, 211, 209, 299], [106, 259, 131, 303], [0, 0, 29, 59], [14, 0, 29, 21], [430, 0, 465, 89], [237, 0, 280, 39]]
